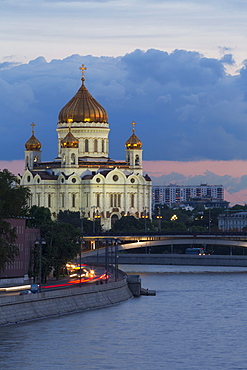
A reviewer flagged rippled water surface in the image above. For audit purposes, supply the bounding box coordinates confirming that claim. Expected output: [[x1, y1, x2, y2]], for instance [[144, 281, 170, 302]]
[[1, 265, 247, 369]]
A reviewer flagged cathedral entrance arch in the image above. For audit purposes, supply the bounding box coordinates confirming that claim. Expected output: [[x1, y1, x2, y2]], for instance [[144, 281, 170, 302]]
[[111, 214, 119, 229]]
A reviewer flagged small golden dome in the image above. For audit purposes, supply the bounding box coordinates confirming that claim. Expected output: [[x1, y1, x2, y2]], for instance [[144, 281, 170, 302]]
[[25, 123, 41, 151], [125, 122, 142, 149], [61, 128, 79, 148], [58, 64, 108, 124]]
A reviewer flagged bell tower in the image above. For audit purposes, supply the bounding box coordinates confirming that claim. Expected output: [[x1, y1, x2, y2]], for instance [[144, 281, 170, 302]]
[[24, 123, 42, 170], [125, 122, 143, 175]]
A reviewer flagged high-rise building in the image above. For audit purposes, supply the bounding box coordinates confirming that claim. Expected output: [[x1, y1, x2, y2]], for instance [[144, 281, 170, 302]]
[[153, 184, 225, 208], [19, 65, 152, 230]]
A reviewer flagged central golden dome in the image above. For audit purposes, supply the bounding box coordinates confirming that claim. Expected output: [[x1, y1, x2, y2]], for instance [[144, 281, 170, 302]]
[[58, 65, 108, 124]]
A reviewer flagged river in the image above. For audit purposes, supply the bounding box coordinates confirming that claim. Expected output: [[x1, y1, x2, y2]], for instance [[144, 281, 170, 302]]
[[1, 265, 247, 370]]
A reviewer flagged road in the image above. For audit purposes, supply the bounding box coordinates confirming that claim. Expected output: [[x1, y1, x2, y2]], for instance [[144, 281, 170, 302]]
[[0, 265, 115, 297]]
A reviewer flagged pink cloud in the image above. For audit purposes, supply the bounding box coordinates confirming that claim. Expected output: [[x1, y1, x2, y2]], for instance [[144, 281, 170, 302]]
[[143, 160, 247, 178], [0, 160, 25, 175], [2, 159, 247, 205]]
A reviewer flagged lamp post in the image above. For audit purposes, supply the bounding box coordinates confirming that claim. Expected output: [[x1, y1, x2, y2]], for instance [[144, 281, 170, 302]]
[[142, 207, 148, 233], [80, 208, 85, 235], [114, 238, 120, 281], [34, 238, 46, 293], [77, 237, 85, 287], [156, 207, 162, 232], [94, 210, 101, 234]]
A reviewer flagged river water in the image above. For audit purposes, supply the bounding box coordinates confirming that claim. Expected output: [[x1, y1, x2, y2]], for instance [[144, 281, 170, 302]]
[[1, 265, 247, 370]]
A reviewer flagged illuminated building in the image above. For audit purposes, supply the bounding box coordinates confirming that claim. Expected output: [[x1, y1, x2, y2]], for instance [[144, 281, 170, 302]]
[[218, 211, 247, 231], [19, 65, 152, 230], [153, 184, 225, 208]]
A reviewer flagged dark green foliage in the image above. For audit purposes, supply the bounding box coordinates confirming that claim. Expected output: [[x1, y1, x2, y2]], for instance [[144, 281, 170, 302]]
[[57, 210, 81, 229], [231, 204, 247, 211], [57, 210, 93, 234], [111, 216, 153, 234], [27, 205, 52, 228], [0, 169, 30, 271], [40, 222, 80, 279], [0, 169, 30, 218]]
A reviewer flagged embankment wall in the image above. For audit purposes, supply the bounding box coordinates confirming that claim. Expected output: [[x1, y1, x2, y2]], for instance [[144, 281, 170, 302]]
[[0, 278, 132, 326], [84, 253, 247, 267]]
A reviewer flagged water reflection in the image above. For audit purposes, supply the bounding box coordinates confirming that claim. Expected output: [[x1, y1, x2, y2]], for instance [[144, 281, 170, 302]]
[[1, 265, 247, 369]]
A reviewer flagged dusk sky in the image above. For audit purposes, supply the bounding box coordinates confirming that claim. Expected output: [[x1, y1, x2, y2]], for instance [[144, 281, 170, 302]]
[[2, 0, 247, 204]]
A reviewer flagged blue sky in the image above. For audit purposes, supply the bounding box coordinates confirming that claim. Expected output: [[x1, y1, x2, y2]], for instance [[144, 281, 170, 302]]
[[2, 0, 247, 202]]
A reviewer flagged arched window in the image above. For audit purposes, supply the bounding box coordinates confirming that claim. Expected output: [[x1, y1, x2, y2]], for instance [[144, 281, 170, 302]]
[[102, 140, 104, 153], [71, 153, 75, 164], [85, 139, 89, 152], [135, 155, 140, 165], [72, 193, 76, 208], [94, 139, 98, 152], [96, 193, 100, 207], [61, 193, 65, 208], [127, 154, 130, 164], [131, 193, 134, 208], [48, 194, 51, 208]]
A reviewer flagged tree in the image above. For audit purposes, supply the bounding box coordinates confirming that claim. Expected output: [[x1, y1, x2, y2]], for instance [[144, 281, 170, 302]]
[[0, 169, 30, 218], [57, 210, 93, 234], [40, 222, 80, 280], [111, 216, 151, 234], [27, 205, 52, 228], [0, 169, 30, 271]]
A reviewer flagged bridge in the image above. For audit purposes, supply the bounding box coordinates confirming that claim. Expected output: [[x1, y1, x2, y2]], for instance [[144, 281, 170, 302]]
[[82, 233, 247, 267], [83, 233, 247, 251]]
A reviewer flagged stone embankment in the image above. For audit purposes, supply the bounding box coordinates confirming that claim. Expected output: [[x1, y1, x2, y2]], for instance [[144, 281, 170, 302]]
[[84, 253, 247, 267], [0, 278, 132, 326]]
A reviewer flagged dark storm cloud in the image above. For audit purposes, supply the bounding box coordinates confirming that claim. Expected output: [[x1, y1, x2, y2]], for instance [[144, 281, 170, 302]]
[[1, 49, 247, 162]]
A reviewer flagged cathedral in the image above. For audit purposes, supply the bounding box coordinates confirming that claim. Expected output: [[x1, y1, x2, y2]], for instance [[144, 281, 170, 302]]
[[20, 65, 152, 231]]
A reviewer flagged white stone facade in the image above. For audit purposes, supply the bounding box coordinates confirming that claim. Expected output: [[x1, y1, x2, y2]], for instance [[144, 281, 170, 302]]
[[20, 68, 152, 230]]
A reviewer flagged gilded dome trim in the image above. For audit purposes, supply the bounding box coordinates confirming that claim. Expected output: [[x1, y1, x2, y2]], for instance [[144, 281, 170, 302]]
[[25, 123, 41, 151], [58, 65, 108, 124], [61, 127, 79, 148], [125, 122, 142, 149]]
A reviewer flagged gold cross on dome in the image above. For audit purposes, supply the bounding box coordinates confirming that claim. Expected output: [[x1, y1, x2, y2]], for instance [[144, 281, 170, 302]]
[[31, 122, 35, 134], [131, 121, 136, 133], [79, 64, 87, 79]]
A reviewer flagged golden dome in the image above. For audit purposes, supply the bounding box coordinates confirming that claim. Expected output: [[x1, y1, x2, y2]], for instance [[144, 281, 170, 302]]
[[125, 122, 142, 149], [61, 127, 79, 148], [58, 64, 108, 124], [25, 123, 41, 151]]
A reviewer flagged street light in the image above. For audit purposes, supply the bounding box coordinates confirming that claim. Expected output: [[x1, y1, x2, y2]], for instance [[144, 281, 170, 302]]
[[142, 207, 149, 233], [76, 237, 85, 287], [156, 207, 162, 232], [92, 206, 100, 234], [34, 238, 46, 293], [114, 238, 121, 281], [170, 214, 178, 221], [103, 239, 109, 284]]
